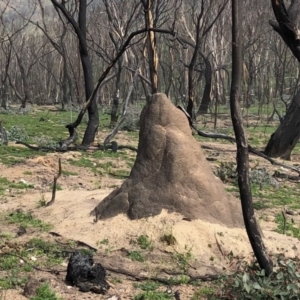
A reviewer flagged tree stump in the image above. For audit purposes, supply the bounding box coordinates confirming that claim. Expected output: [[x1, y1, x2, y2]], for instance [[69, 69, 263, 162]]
[[92, 93, 243, 228]]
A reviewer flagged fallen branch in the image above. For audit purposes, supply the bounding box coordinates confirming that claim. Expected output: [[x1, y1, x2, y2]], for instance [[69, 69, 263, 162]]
[[46, 158, 62, 206], [16, 141, 137, 153], [177, 105, 300, 176], [59, 127, 78, 150], [100, 263, 220, 284]]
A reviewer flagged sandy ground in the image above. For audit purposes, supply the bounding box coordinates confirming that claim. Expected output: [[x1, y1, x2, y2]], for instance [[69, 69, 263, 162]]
[[1, 143, 300, 299]]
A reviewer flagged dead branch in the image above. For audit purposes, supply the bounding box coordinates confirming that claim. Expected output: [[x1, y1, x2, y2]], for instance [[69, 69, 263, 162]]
[[104, 65, 140, 148], [59, 127, 78, 150], [46, 158, 62, 206], [177, 105, 300, 176], [99, 263, 220, 284], [281, 211, 286, 235]]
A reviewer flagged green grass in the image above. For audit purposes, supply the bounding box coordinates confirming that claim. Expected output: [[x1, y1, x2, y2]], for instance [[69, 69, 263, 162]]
[[137, 235, 152, 250], [275, 213, 300, 239], [252, 183, 300, 209], [0, 146, 44, 166], [109, 169, 130, 178], [173, 248, 193, 272], [192, 286, 214, 299], [29, 282, 62, 300], [25, 238, 67, 266], [133, 281, 172, 300], [1, 110, 83, 143], [61, 170, 79, 176], [23, 171, 33, 175], [0, 176, 34, 194], [134, 291, 172, 300], [68, 157, 96, 171], [5, 211, 52, 231], [128, 250, 145, 262], [50, 183, 62, 191]]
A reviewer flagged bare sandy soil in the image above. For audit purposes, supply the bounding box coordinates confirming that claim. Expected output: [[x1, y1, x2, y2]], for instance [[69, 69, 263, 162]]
[[1, 137, 300, 299]]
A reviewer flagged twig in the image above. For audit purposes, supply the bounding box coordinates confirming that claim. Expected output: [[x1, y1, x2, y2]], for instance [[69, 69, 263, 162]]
[[46, 158, 62, 206], [282, 211, 286, 235], [214, 232, 224, 257]]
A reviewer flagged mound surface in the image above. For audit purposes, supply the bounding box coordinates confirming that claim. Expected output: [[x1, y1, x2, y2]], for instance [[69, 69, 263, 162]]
[[92, 93, 243, 228]]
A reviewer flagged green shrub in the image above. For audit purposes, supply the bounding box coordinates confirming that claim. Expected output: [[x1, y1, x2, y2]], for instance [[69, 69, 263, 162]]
[[7, 125, 29, 141], [216, 257, 300, 299]]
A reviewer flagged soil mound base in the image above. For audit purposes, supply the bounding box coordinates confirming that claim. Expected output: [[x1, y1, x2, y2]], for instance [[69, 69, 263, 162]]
[[92, 93, 243, 228]]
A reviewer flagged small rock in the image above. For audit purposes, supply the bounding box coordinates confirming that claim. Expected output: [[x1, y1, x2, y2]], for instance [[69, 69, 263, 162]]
[[23, 277, 42, 298]]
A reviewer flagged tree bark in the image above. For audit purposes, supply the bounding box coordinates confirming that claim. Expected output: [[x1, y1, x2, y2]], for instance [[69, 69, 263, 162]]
[[50, 0, 99, 146], [265, 0, 300, 159], [231, 0, 273, 275], [197, 52, 212, 115], [110, 61, 122, 127], [142, 0, 158, 94], [265, 89, 300, 160]]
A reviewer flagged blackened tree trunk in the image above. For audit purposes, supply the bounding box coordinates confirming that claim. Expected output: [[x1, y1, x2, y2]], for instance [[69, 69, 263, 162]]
[[265, 89, 300, 160], [50, 0, 99, 146], [231, 0, 273, 275], [197, 51, 212, 115], [110, 58, 122, 127], [265, 0, 300, 159], [187, 6, 203, 119]]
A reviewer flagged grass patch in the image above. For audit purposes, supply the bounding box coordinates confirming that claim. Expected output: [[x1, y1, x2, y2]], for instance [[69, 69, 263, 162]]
[[68, 157, 95, 169], [0, 146, 43, 166], [29, 282, 62, 300], [23, 171, 33, 175], [134, 291, 172, 300], [275, 213, 300, 239], [173, 248, 193, 272], [137, 235, 152, 250], [25, 238, 67, 267], [192, 286, 214, 299], [252, 183, 300, 209], [0, 177, 35, 193], [6, 211, 52, 231], [109, 169, 130, 178], [133, 281, 172, 300], [128, 250, 145, 262], [61, 170, 79, 176]]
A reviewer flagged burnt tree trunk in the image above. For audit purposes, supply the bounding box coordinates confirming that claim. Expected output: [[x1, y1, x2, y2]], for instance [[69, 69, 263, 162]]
[[110, 60, 122, 127], [50, 0, 99, 146], [231, 0, 273, 275], [197, 51, 212, 115], [265, 0, 300, 159], [78, 0, 99, 146], [186, 3, 203, 119], [265, 89, 300, 160]]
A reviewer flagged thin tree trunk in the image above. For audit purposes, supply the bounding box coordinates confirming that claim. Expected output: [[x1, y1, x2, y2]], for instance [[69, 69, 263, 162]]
[[142, 0, 158, 94], [110, 61, 122, 127], [231, 0, 273, 275], [198, 52, 212, 115]]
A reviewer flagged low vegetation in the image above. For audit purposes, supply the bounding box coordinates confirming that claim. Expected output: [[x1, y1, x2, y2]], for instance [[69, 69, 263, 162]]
[[1, 108, 300, 298]]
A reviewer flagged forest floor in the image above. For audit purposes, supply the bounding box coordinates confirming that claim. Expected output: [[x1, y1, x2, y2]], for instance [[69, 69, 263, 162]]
[[1, 107, 300, 299]]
